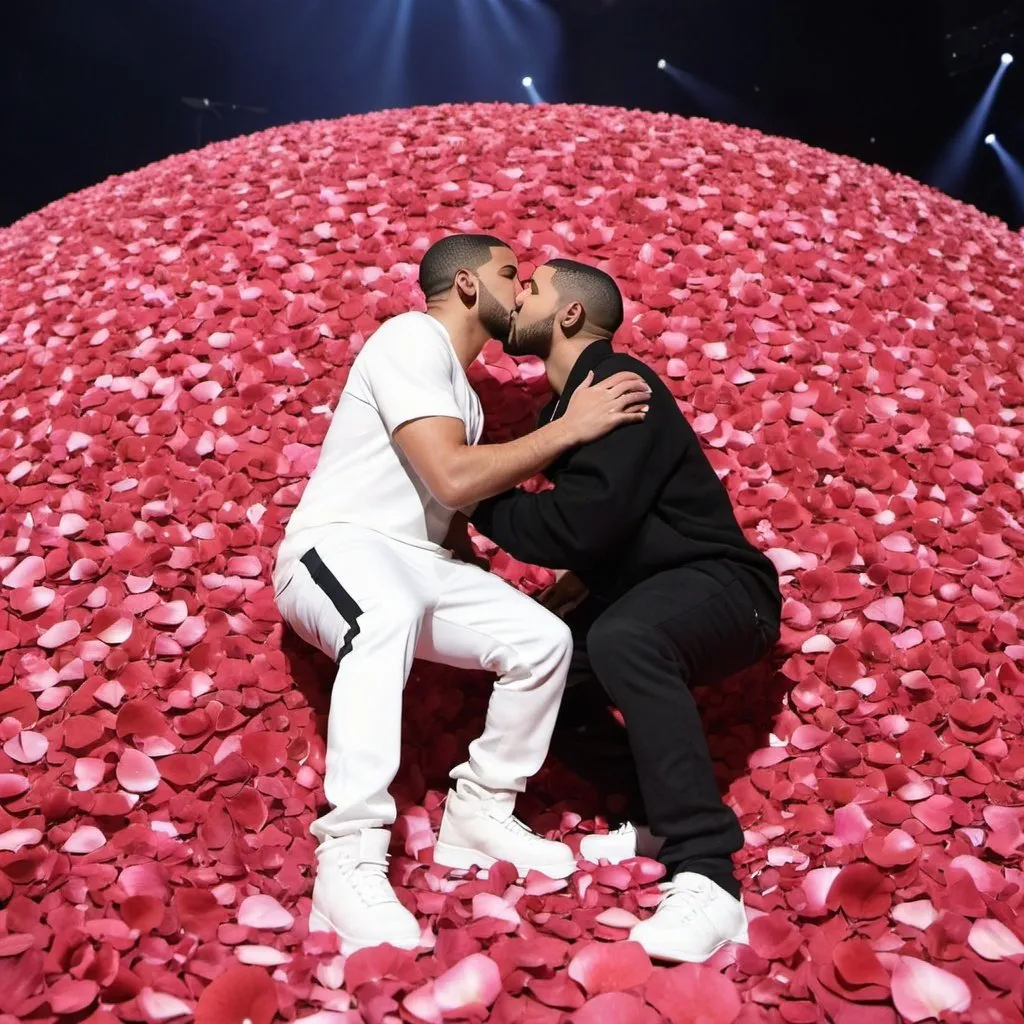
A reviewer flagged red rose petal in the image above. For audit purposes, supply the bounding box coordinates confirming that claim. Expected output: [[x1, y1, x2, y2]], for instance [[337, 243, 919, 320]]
[[571, 992, 663, 1024], [826, 864, 894, 919], [2, 101, 1023, 1023], [567, 941, 652, 995], [644, 963, 742, 1024], [833, 938, 889, 988], [748, 911, 803, 960], [194, 965, 278, 1024], [48, 977, 99, 1014]]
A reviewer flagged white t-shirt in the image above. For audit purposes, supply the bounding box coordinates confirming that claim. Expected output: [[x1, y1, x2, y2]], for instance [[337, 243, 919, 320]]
[[275, 312, 483, 580]]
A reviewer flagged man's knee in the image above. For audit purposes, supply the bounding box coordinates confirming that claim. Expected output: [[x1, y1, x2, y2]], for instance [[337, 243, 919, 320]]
[[586, 615, 658, 670], [511, 607, 573, 675], [539, 612, 573, 664]]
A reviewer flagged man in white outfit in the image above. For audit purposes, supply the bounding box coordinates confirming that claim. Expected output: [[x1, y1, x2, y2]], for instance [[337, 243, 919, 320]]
[[273, 234, 651, 951]]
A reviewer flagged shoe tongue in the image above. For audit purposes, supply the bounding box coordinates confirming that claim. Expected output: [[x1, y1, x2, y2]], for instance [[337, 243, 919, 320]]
[[357, 828, 391, 864], [671, 871, 714, 895]]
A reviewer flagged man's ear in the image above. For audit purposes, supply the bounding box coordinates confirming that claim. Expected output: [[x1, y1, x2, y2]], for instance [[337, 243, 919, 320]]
[[454, 269, 478, 306], [561, 300, 586, 337]]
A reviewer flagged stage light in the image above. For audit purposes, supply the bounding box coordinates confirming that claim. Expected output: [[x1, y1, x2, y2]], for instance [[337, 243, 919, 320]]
[[985, 133, 997, 145], [1002, 53, 1014, 65], [657, 59, 667, 70], [522, 76, 533, 88]]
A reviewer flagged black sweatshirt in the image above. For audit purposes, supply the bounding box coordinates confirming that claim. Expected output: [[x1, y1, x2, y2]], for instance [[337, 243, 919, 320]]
[[471, 339, 781, 612]]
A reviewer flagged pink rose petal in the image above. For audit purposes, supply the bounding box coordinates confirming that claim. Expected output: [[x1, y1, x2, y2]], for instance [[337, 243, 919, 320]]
[[137, 987, 194, 1021], [146, 599, 189, 626], [116, 748, 160, 793], [0, 773, 30, 798], [37, 619, 81, 648], [0, 827, 43, 853], [432, 953, 501, 1012], [967, 919, 1024, 960], [237, 894, 295, 931], [3, 730, 48, 764], [863, 596, 904, 628], [235, 945, 293, 966], [891, 956, 972, 1021], [2, 555, 46, 589], [892, 899, 937, 931], [61, 825, 108, 853]]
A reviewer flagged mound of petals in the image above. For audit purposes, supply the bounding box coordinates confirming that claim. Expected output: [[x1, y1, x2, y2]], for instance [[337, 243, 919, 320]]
[[0, 101, 1023, 1022]]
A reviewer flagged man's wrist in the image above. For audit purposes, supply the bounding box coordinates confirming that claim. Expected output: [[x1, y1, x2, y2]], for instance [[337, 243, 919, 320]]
[[541, 417, 575, 455]]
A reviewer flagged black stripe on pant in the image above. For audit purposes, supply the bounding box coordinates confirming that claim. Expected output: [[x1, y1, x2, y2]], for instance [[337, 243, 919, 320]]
[[301, 547, 364, 664]]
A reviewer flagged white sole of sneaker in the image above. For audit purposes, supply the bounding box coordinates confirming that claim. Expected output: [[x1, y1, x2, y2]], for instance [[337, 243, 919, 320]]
[[635, 934, 742, 964], [433, 841, 576, 880], [308, 908, 420, 952]]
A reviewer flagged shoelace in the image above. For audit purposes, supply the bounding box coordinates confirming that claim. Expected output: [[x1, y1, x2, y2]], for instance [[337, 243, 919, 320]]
[[499, 813, 549, 844], [338, 858, 398, 907], [657, 878, 715, 923]]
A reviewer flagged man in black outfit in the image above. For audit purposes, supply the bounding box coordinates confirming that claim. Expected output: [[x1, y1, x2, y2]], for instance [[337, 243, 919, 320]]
[[467, 258, 782, 963]]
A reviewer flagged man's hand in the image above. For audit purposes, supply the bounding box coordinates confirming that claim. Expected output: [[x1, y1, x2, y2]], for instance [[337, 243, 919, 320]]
[[538, 569, 590, 617], [559, 371, 650, 445]]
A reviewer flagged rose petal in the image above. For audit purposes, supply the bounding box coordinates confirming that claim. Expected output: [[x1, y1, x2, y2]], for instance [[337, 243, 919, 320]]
[[571, 991, 663, 1024], [0, 827, 43, 853], [3, 730, 48, 764], [967, 919, 1024, 960], [567, 940, 652, 994], [116, 748, 160, 793], [137, 988, 194, 1021], [62, 825, 107, 854], [37, 619, 82, 648], [891, 956, 972, 1021], [432, 953, 501, 1011], [237, 894, 295, 931]]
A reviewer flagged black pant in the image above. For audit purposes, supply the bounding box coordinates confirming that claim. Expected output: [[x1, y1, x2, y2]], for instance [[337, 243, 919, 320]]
[[552, 561, 779, 894]]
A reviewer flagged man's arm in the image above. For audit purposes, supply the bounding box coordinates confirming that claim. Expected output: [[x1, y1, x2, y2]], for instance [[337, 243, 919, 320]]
[[392, 371, 650, 510], [470, 369, 676, 569]]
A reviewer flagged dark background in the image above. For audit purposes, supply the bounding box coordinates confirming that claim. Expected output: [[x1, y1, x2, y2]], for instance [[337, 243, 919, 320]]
[[2, 0, 1022, 229]]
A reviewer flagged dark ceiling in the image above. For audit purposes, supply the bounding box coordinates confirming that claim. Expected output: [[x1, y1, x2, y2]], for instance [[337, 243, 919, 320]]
[[2, 0, 1022, 228]]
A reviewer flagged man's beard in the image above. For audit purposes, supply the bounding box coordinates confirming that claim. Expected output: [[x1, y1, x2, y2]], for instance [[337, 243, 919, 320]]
[[478, 283, 513, 344], [506, 311, 556, 359]]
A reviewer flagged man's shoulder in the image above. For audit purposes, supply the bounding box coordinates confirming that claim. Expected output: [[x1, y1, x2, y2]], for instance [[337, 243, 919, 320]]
[[593, 349, 661, 385], [364, 311, 450, 357]]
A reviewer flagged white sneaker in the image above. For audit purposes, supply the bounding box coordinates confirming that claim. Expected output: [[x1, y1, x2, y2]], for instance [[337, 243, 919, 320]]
[[630, 871, 748, 963], [308, 828, 421, 951], [433, 788, 576, 880], [579, 822, 665, 863]]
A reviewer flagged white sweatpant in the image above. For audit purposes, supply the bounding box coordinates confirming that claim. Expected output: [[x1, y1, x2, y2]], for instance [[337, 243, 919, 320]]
[[274, 526, 573, 843]]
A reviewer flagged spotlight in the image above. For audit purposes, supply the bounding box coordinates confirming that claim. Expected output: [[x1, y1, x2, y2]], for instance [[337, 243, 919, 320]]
[[657, 59, 667, 70], [985, 133, 997, 145], [1002, 52, 1014, 65], [521, 76, 533, 88]]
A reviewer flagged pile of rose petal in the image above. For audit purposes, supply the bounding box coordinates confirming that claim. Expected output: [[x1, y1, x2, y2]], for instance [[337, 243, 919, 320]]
[[1, 103, 1023, 1024]]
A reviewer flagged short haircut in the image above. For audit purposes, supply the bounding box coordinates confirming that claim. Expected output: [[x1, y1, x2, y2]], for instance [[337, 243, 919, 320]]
[[547, 258, 624, 334], [419, 233, 508, 301]]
